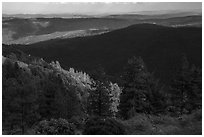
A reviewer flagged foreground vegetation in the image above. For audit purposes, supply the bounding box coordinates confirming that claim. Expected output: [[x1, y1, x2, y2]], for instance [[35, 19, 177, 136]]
[[120, 109, 202, 135], [3, 110, 202, 135], [2, 47, 202, 135]]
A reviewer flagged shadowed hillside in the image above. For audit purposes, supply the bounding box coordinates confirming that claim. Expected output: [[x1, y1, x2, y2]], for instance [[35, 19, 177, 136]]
[[12, 23, 202, 84]]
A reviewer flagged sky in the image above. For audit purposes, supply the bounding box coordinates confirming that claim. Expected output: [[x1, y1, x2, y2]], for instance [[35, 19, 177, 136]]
[[2, 2, 202, 15]]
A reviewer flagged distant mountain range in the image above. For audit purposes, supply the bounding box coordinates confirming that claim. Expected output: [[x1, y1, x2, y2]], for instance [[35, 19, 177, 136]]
[[2, 14, 201, 45], [10, 23, 202, 84], [2, 13, 93, 19], [2, 10, 201, 18]]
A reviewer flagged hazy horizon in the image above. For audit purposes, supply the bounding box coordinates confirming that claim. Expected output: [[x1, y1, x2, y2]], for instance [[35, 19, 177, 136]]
[[3, 2, 202, 15]]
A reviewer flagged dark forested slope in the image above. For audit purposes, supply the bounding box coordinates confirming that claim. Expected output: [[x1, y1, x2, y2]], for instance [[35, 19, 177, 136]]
[[13, 23, 202, 84]]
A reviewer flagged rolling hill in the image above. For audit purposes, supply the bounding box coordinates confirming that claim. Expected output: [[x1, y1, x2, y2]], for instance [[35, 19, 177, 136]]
[[3, 15, 201, 45], [10, 23, 202, 84]]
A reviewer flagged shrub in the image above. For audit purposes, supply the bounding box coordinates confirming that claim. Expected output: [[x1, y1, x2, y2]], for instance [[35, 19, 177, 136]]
[[120, 113, 153, 134], [83, 116, 126, 135], [34, 118, 76, 135], [121, 111, 202, 135], [69, 116, 87, 130]]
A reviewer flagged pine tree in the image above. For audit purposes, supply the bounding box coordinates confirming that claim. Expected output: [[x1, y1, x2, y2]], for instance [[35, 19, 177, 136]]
[[87, 67, 112, 117], [37, 78, 59, 119], [169, 55, 202, 115], [2, 60, 40, 134], [119, 56, 165, 119], [147, 77, 166, 114], [188, 66, 202, 110], [37, 72, 81, 119]]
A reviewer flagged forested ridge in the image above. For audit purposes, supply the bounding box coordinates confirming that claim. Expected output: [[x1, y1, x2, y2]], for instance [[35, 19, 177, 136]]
[[2, 45, 202, 135], [14, 24, 202, 84]]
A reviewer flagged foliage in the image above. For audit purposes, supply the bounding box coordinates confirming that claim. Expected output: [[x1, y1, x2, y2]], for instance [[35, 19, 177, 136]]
[[34, 118, 76, 135], [121, 109, 202, 135], [49, 61, 93, 115], [2, 59, 40, 134], [87, 67, 112, 117], [68, 116, 87, 130], [83, 116, 126, 135], [169, 55, 202, 115], [119, 56, 166, 119], [2, 48, 202, 135], [109, 82, 122, 117], [2, 53, 90, 133]]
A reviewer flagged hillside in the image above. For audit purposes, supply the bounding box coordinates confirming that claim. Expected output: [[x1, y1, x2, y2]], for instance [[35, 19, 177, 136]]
[[3, 29, 109, 45], [13, 23, 202, 84], [2, 45, 202, 135], [3, 15, 201, 44]]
